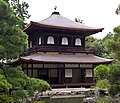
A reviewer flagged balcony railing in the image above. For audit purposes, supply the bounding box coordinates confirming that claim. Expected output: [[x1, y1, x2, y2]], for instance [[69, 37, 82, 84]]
[[22, 45, 95, 56]]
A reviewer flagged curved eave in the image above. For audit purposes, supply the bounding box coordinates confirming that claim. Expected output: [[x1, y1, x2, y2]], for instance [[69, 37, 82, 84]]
[[16, 58, 112, 64], [23, 21, 104, 36], [13, 53, 113, 65]]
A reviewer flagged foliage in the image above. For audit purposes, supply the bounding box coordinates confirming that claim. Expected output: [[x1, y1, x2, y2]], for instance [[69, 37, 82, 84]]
[[94, 65, 109, 81], [96, 79, 109, 89], [108, 85, 120, 96], [0, 74, 12, 94], [26, 78, 50, 96], [34, 101, 46, 103], [0, 0, 28, 60], [0, 65, 50, 102], [10, 0, 31, 28], [0, 0, 50, 102], [85, 36, 96, 49], [11, 90, 27, 101], [0, 95, 14, 103], [116, 4, 120, 15], [85, 36, 107, 57], [94, 64, 120, 96], [1, 65, 28, 101], [105, 26, 120, 60], [3, 65, 28, 89], [96, 96, 111, 103], [108, 64, 120, 84], [75, 18, 84, 23]]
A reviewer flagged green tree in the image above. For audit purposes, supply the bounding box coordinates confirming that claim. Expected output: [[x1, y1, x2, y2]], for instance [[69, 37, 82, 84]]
[[85, 36, 107, 57], [0, 74, 12, 94], [0, 95, 14, 103], [0, 65, 28, 102], [105, 26, 120, 60], [102, 32, 115, 59], [3, 0, 31, 28], [25, 78, 50, 97], [108, 64, 120, 84], [96, 79, 109, 89], [10, 0, 31, 28], [0, 0, 28, 60], [1, 65, 50, 102], [108, 84, 120, 96], [94, 64, 120, 95], [0, 0, 50, 102]]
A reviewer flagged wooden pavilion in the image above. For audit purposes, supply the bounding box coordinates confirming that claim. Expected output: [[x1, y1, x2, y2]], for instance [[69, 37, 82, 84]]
[[14, 11, 112, 87]]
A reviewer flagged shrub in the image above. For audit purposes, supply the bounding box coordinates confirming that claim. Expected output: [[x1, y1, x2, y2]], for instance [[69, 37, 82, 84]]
[[39, 79, 50, 91], [108, 84, 120, 96], [34, 101, 46, 103], [94, 65, 109, 81], [97, 96, 111, 103], [26, 78, 50, 96], [108, 64, 120, 84], [11, 90, 27, 101], [0, 95, 14, 103], [96, 79, 109, 89]]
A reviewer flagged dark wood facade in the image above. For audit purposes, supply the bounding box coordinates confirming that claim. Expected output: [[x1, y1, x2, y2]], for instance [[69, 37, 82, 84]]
[[27, 29, 85, 54], [21, 62, 95, 87]]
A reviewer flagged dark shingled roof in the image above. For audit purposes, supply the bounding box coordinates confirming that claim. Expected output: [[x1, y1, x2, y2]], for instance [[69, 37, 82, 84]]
[[24, 12, 104, 36], [15, 53, 112, 64]]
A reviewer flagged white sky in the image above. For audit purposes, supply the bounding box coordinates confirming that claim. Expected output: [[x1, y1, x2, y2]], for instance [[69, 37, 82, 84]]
[[23, 0, 120, 39]]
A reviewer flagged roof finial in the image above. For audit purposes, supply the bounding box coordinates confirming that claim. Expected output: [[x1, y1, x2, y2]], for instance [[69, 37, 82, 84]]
[[54, 6, 57, 11], [52, 6, 60, 15]]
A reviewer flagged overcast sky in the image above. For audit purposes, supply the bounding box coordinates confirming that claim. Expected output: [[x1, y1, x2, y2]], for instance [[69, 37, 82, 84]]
[[23, 0, 120, 39]]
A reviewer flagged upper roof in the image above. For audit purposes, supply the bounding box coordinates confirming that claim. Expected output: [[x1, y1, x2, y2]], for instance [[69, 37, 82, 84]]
[[14, 52, 112, 64], [24, 12, 104, 36]]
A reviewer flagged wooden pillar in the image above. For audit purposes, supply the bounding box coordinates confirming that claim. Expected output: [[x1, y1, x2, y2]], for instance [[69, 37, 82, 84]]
[[71, 36, 74, 47], [48, 68, 50, 84], [61, 64, 65, 84], [81, 68, 85, 83], [31, 63, 33, 77], [93, 64, 96, 83], [26, 63, 28, 76]]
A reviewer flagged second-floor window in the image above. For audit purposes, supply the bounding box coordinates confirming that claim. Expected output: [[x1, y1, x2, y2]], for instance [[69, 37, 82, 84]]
[[61, 37, 68, 45], [47, 36, 54, 44], [39, 37, 41, 45], [75, 38, 82, 46], [30, 41, 32, 48]]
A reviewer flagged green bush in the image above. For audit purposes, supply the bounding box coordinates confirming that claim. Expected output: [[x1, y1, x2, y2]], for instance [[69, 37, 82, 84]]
[[11, 90, 27, 101], [97, 96, 111, 103], [94, 65, 109, 81], [108, 64, 120, 84], [108, 84, 120, 96], [96, 79, 109, 89], [39, 79, 50, 91], [34, 101, 46, 103], [0, 95, 14, 103], [26, 78, 50, 96]]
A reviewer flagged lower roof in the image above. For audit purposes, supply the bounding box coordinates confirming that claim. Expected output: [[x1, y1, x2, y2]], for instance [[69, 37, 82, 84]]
[[15, 52, 112, 64]]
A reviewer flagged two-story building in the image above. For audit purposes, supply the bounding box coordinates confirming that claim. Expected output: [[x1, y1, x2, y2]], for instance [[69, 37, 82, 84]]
[[14, 11, 112, 87]]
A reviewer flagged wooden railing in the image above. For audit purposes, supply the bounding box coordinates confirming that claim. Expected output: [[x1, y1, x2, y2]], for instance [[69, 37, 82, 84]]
[[22, 45, 95, 56]]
